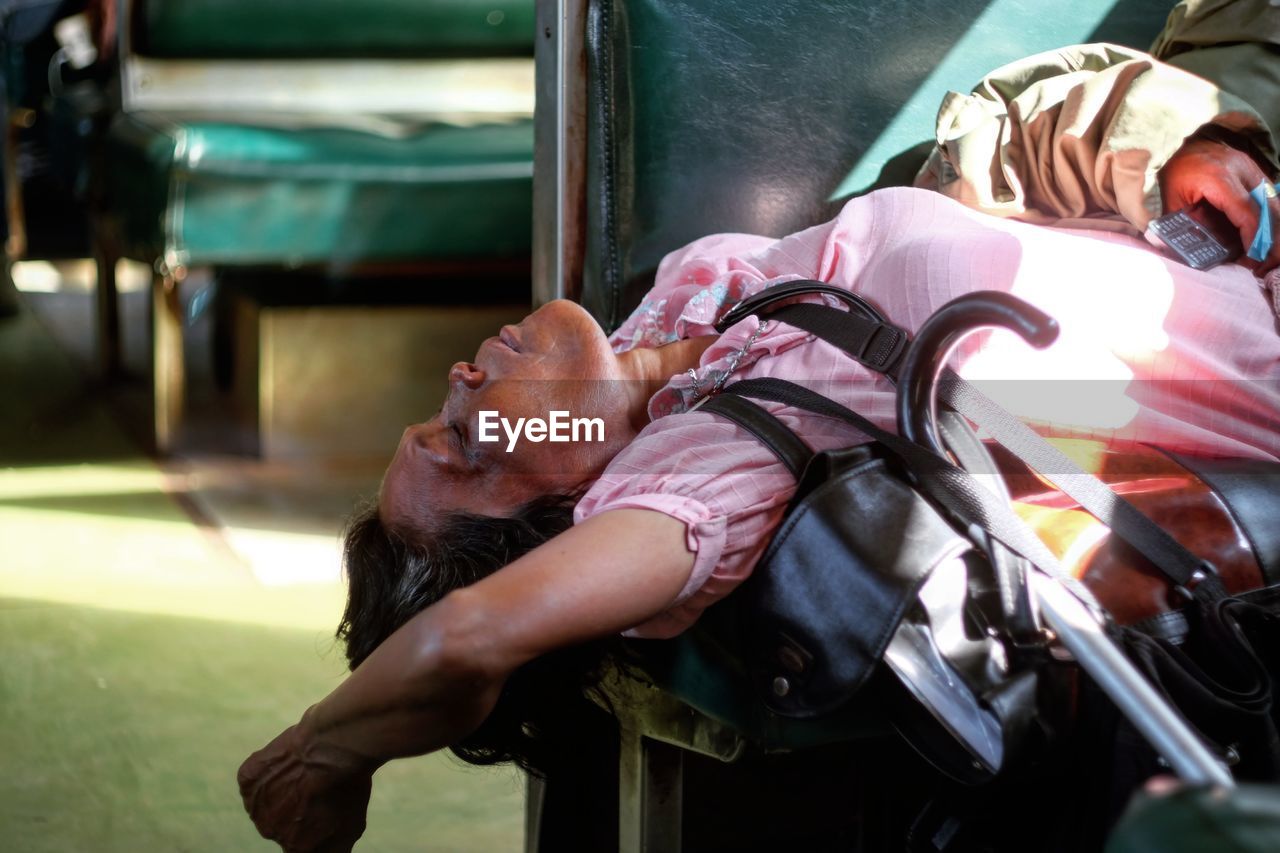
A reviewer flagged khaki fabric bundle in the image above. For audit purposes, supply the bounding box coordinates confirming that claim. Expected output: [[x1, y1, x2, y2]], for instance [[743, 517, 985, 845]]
[[915, 0, 1280, 235]]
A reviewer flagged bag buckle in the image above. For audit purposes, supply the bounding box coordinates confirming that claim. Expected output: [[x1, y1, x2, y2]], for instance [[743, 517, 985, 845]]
[[1173, 560, 1221, 603], [860, 324, 907, 377]]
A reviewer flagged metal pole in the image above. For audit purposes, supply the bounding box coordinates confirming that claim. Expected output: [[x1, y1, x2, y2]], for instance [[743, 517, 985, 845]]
[[532, 0, 586, 307], [1031, 573, 1234, 788]]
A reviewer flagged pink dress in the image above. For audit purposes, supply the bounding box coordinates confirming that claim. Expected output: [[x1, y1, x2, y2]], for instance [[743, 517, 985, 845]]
[[573, 188, 1280, 638]]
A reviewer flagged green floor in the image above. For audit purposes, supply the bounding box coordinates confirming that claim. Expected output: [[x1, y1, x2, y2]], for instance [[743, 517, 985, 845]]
[[0, 286, 524, 851], [0, 601, 525, 852]]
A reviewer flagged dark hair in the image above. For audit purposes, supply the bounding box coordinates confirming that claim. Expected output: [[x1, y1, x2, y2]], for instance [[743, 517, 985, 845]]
[[337, 495, 613, 776]]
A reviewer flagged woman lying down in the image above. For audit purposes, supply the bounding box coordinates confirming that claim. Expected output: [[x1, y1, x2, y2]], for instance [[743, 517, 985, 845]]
[[237, 177, 1280, 849]]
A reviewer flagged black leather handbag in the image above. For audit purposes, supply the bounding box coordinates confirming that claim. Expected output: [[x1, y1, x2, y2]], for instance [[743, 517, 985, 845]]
[[703, 378, 1061, 783], [698, 282, 1280, 786]]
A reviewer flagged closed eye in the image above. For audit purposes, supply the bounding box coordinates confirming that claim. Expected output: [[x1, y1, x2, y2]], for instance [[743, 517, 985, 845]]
[[449, 422, 475, 469]]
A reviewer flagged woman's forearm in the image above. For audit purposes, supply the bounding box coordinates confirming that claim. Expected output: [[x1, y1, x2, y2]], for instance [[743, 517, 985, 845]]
[[296, 590, 510, 773]]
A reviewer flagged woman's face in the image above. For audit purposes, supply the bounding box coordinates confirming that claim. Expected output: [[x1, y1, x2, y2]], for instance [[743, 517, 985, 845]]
[[379, 300, 637, 535]]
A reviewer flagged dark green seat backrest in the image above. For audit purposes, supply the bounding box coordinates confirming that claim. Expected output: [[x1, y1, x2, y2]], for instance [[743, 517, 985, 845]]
[[135, 0, 535, 58], [581, 0, 1176, 329]]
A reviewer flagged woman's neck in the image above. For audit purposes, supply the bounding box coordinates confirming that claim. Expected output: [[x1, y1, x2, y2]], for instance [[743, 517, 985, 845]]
[[616, 335, 717, 430]]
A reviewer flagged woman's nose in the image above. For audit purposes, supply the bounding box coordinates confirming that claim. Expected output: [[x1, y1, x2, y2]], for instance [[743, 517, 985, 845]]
[[449, 361, 485, 389]]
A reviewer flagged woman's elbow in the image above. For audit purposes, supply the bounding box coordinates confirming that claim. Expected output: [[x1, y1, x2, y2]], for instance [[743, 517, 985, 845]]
[[404, 586, 516, 699]]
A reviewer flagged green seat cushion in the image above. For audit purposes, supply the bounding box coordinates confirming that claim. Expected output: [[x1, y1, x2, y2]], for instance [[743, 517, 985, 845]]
[[583, 0, 1176, 328], [138, 0, 535, 59], [105, 115, 532, 266]]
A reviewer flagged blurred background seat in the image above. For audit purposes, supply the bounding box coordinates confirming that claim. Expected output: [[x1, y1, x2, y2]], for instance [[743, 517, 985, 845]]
[[3, 0, 538, 453], [100, 0, 537, 452]]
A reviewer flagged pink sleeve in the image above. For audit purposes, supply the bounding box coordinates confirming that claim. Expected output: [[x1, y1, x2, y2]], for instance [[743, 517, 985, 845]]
[[573, 413, 797, 638], [571, 491, 728, 608]]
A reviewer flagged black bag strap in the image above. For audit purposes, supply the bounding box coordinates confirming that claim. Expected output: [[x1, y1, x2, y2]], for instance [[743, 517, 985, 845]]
[[718, 280, 1225, 603], [716, 279, 891, 328], [698, 394, 813, 479], [716, 280, 908, 377], [720, 377, 1102, 611], [766, 303, 909, 377], [935, 374, 1226, 602]]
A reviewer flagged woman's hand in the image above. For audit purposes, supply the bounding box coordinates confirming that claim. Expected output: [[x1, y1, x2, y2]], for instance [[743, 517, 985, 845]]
[[1159, 135, 1279, 275], [238, 715, 376, 853]]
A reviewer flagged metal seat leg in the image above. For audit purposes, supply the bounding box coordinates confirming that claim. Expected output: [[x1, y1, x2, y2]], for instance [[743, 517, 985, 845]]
[[619, 731, 684, 853], [151, 266, 185, 454]]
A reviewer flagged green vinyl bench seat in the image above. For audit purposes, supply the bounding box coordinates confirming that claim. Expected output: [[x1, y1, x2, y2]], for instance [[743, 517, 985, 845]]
[[137, 0, 536, 59], [90, 0, 538, 452], [104, 115, 534, 269]]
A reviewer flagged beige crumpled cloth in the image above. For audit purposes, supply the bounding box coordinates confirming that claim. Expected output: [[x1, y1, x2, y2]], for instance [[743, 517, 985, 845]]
[[1152, 0, 1280, 139], [914, 0, 1280, 235]]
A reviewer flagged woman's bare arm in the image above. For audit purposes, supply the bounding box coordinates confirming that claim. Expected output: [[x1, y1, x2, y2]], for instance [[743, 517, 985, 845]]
[[238, 508, 695, 852]]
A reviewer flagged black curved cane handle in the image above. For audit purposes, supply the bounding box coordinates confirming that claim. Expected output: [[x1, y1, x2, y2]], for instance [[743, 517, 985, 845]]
[[896, 291, 1059, 456]]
